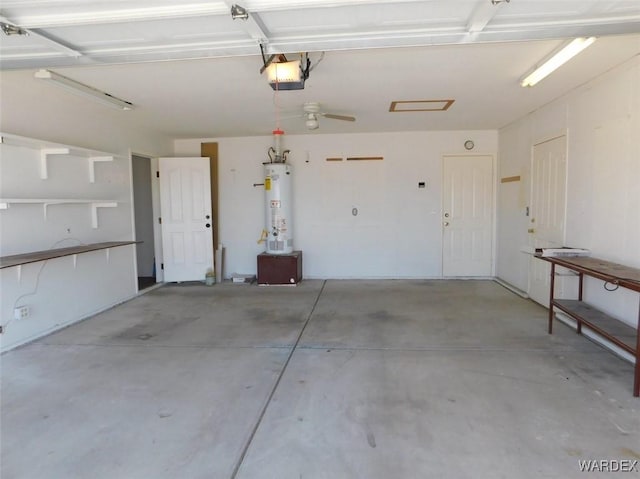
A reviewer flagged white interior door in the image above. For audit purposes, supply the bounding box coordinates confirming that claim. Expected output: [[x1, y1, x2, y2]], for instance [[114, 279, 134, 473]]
[[159, 157, 213, 282], [528, 135, 567, 305], [442, 155, 494, 277]]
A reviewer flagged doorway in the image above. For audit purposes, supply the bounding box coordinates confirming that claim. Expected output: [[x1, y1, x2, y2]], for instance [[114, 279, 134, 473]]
[[132, 154, 156, 290], [442, 155, 494, 277], [527, 134, 567, 306]]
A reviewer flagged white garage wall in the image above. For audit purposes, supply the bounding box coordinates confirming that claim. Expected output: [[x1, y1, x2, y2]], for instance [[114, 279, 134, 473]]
[[497, 56, 640, 325], [174, 130, 498, 279]]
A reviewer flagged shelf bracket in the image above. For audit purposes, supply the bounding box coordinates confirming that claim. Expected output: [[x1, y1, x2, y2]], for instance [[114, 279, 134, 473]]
[[89, 156, 114, 183], [40, 148, 70, 179], [91, 202, 117, 228]]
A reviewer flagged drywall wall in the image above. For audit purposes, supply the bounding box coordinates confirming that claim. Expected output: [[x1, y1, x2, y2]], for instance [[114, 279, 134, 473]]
[[497, 56, 640, 325], [0, 69, 172, 157], [174, 130, 498, 279], [0, 136, 136, 351]]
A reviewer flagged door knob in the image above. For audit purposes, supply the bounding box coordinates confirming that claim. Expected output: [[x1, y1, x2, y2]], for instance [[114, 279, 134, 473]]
[[205, 223, 211, 228], [444, 213, 450, 218], [528, 228, 535, 233], [444, 222, 450, 226], [205, 215, 210, 219]]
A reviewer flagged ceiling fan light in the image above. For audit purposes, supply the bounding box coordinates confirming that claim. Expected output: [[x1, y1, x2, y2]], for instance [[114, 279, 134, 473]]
[[305, 115, 319, 129]]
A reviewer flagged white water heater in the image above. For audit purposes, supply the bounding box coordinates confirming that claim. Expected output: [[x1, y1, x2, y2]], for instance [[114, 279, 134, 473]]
[[264, 162, 293, 254]]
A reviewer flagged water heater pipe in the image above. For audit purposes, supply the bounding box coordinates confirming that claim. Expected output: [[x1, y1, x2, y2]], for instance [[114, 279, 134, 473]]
[[268, 128, 289, 163]]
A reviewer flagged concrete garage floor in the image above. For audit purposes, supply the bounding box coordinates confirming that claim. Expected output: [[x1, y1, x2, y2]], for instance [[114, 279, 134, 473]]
[[2, 280, 639, 479]]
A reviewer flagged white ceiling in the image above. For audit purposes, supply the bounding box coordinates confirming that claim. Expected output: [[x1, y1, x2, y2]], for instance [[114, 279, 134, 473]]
[[1, 1, 639, 138]]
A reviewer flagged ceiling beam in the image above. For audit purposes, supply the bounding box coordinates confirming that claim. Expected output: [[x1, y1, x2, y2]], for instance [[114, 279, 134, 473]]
[[466, 0, 507, 34], [0, 15, 82, 58], [4, 4, 229, 29], [223, 2, 270, 46]]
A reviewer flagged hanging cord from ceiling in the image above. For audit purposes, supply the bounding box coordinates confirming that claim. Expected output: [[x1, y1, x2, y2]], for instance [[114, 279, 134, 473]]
[[260, 42, 283, 135], [272, 64, 281, 130], [268, 63, 291, 164]]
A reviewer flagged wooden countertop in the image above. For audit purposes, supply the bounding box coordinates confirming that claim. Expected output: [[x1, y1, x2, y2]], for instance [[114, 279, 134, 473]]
[[536, 254, 640, 292], [0, 241, 138, 269]]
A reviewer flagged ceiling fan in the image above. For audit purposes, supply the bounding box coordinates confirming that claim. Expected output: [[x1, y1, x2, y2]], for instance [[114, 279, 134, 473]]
[[299, 102, 356, 130]]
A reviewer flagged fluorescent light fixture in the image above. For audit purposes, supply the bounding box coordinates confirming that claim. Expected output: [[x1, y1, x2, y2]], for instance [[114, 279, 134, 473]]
[[521, 37, 596, 87], [34, 69, 134, 110], [266, 60, 305, 90]]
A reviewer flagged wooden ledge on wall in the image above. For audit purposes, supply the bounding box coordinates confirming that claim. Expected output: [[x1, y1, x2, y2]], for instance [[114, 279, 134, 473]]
[[325, 156, 384, 162], [500, 175, 521, 183]]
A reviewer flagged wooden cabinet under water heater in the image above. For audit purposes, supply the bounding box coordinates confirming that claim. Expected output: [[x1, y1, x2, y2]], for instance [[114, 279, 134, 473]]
[[257, 251, 302, 285]]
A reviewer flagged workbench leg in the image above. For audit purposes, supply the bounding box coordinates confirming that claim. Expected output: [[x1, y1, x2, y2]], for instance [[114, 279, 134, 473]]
[[548, 263, 555, 334], [577, 272, 583, 334], [634, 306, 640, 397]]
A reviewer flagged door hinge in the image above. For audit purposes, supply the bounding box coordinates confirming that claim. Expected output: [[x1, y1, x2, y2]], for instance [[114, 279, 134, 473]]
[[156, 171, 160, 178], [161, 263, 164, 270], [158, 217, 162, 224]]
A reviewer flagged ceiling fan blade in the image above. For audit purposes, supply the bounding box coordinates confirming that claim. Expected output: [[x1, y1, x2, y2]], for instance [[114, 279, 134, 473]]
[[322, 113, 356, 122]]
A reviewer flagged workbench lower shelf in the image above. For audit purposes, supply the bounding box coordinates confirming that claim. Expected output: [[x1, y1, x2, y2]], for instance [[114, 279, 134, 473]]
[[553, 299, 638, 355]]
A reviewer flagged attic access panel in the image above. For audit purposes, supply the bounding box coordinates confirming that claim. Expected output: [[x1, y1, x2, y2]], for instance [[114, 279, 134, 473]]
[[389, 100, 455, 112]]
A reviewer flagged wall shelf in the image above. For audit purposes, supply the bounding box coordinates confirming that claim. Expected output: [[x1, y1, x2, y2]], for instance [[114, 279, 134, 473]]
[[0, 241, 139, 270], [1, 133, 118, 182], [40, 148, 69, 179], [88, 156, 114, 182], [0, 198, 118, 228]]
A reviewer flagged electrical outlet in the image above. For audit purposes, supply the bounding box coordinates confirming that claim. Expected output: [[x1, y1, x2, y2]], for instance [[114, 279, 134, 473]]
[[14, 306, 29, 320]]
